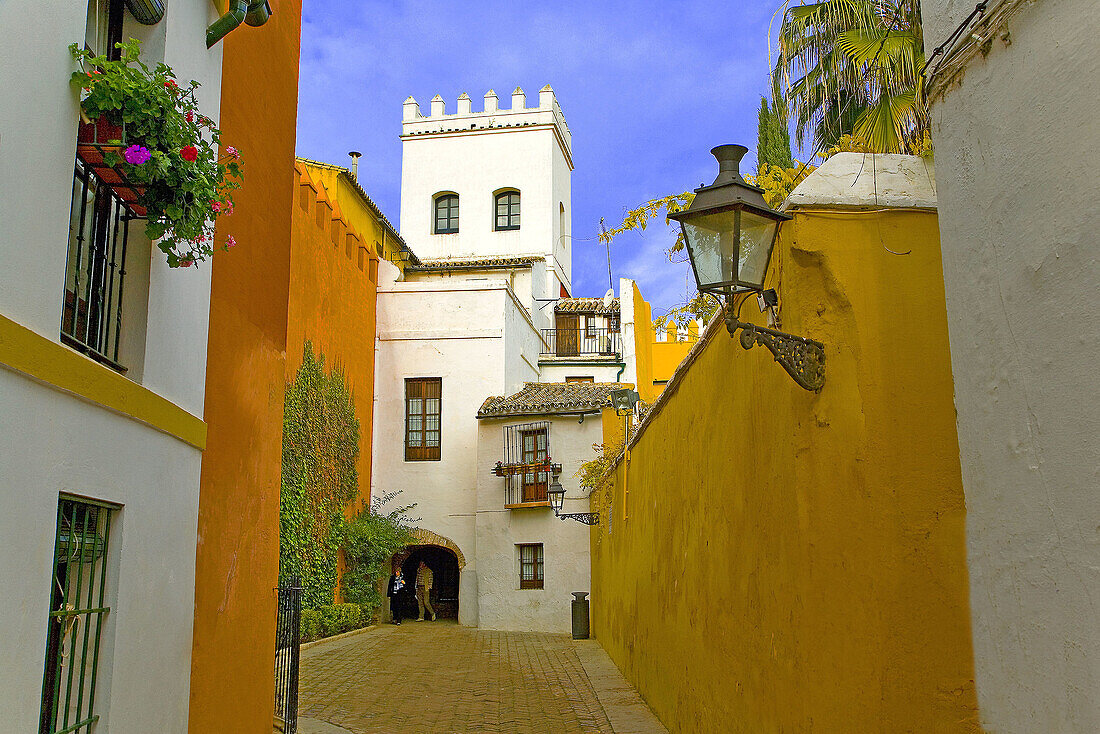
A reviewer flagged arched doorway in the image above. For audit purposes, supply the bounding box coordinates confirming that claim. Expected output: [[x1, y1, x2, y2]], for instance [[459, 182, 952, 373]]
[[398, 545, 460, 620]]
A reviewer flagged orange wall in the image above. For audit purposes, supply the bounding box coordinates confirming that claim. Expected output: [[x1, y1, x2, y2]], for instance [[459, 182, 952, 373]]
[[189, 3, 303, 732], [288, 163, 379, 519]]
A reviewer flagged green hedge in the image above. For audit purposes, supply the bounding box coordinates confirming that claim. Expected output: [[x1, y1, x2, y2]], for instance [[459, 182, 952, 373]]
[[299, 603, 371, 643]]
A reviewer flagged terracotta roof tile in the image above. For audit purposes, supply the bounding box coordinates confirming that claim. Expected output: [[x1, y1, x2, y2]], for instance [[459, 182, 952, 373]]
[[555, 297, 619, 315], [477, 382, 629, 418], [409, 256, 543, 271]]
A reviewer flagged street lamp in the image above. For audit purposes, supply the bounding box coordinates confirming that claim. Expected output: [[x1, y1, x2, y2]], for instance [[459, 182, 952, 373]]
[[548, 467, 599, 526], [608, 388, 639, 416], [667, 144, 826, 392]]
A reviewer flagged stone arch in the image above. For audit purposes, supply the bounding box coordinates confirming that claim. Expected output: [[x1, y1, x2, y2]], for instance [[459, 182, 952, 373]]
[[393, 528, 466, 569]]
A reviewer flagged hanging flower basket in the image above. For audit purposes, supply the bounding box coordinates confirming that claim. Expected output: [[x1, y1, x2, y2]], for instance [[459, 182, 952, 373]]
[[76, 116, 148, 216], [70, 39, 242, 268]]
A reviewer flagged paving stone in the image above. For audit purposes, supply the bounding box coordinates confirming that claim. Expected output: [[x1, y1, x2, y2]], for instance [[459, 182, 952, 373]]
[[297, 622, 662, 733]]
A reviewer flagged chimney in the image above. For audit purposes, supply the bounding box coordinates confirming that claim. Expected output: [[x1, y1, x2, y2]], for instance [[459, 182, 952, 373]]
[[348, 151, 361, 180], [456, 92, 472, 115], [484, 89, 498, 113], [511, 86, 526, 110], [402, 96, 421, 122]]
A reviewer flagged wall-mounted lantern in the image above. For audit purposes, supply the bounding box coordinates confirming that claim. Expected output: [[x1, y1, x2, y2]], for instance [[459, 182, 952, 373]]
[[667, 144, 826, 392], [548, 468, 599, 526]]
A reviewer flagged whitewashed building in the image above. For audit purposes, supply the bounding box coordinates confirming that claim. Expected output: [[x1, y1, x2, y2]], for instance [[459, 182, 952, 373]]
[[923, 2, 1100, 731], [0, 1, 225, 732], [373, 87, 642, 631]]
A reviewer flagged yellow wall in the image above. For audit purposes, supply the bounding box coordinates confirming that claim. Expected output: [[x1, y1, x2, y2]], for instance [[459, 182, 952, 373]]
[[189, 3, 302, 731], [629, 282, 658, 404], [303, 161, 409, 273], [288, 162, 379, 521], [590, 208, 981, 732]]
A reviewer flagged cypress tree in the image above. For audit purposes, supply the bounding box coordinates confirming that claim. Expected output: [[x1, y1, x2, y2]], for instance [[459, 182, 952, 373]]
[[757, 96, 793, 171]]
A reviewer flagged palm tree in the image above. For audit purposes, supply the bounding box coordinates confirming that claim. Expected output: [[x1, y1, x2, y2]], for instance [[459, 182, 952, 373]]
[[773, 0, 927, 154]]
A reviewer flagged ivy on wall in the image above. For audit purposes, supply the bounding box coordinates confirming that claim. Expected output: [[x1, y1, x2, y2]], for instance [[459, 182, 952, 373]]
[[280, 341, 360, 609]]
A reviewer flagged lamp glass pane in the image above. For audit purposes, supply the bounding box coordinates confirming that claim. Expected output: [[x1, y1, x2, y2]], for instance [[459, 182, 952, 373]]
[[738, 210, 779, 289], [681, 209, 739, 290]]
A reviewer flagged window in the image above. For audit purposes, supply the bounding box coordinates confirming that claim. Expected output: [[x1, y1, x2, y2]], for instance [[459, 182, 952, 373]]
[[40, 495, 119, 734], [519, 544, 544, 589], [585, 315, 599, 338], [405, 378, 442, 460], [433, 194, 459, 234], [565, 376, 594, 383], [494, 191, 520, 231], [520, 427, 548, 502]]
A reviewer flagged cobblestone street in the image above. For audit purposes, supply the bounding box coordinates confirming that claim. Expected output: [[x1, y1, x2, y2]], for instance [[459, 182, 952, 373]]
[[297, 622, 666, 734]]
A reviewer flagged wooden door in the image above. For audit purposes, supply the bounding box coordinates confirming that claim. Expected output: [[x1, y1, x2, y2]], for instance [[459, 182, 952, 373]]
[[556, 313, 579, 356]]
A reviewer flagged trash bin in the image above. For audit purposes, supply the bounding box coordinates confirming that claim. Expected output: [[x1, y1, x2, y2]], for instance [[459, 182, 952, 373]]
[[571, 592, 590, 640]]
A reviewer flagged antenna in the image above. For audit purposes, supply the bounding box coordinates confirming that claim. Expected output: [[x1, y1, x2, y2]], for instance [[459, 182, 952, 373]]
[[599, 218, 613, 294]]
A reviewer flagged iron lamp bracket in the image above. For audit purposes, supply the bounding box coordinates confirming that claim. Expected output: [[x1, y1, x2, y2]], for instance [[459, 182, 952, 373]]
[[556, 512, 600, 526], [725, 312, 826, 392]]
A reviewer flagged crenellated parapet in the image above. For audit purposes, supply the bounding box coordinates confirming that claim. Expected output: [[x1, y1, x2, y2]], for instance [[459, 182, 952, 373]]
[[293, 161, 380, 283], [402, 84, 572, 155]]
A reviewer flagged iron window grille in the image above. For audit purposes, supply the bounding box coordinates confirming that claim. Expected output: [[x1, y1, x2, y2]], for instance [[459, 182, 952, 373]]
[[433, 194, 459, 234], [405, 377, 442, 461], [494, 421, 552, 506], [62, 160, 135, 372], [494, 191, 520, 231], [39, 495, 119, 734], [519, 544, 544, 589]]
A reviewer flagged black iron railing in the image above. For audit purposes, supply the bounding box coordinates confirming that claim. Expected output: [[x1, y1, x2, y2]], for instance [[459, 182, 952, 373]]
[[274, 578, 302, 734], [62, 160, 135, 372], [540, 328, 620, 358]]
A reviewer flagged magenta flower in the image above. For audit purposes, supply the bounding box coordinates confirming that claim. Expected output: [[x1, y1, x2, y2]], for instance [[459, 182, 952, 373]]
[[226, 146, 240, 160], [123, 144, 151, 165], [211, 201, 222, 213], [226, 235, 237, 248]]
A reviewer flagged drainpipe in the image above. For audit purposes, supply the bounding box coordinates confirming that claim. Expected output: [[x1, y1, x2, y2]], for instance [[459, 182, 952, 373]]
[[207, 0, 272, 48]]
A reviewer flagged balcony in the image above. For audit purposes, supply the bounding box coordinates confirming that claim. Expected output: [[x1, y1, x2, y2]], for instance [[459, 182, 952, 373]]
[[493, 421, 555, 508], [540, 328, 621, 358]]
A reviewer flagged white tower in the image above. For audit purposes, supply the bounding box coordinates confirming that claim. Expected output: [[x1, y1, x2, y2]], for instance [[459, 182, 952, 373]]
[[399, 85, 574, 294]]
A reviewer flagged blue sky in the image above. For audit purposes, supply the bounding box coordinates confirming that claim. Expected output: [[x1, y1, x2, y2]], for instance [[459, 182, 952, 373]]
[[296, 1, 788, 318]]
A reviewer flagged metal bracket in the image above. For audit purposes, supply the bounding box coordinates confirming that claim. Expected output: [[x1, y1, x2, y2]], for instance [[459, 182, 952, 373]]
[[556, 512, 600, 526], [726, 314, 826, 392]]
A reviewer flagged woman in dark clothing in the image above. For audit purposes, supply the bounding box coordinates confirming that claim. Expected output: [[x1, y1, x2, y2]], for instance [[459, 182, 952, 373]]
[[387, 566, 407, 625]]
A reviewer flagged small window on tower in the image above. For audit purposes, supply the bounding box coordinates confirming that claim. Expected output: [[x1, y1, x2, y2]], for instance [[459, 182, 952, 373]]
[[433, 194, 459, 234], [494, 190, 520, 231]]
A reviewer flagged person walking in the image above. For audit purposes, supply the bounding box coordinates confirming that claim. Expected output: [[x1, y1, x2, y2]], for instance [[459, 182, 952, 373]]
[[387, 566, 407, 625], [415, 561, 435, 621]]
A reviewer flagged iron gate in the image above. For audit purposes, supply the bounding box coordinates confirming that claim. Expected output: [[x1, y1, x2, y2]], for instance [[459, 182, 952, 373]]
[[274, 577, 302, 733]]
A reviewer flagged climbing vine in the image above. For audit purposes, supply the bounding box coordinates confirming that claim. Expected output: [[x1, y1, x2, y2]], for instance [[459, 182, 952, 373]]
[[340, 491, 418, 619], [280, 341, 360, 609]]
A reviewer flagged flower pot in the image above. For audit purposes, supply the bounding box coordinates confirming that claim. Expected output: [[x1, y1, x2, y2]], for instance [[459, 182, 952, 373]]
[[76, 116, 147, 216]]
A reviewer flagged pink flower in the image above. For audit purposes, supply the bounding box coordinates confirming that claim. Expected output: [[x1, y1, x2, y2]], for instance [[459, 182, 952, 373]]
[[179, 258, 194, 268], [211, 201, 221, 213], [226, 235, 237, 248], [226, 146, 240, 160], [123, 144, 151, 165], [180, 146, 198, 162], [195, 234, 206, 243]]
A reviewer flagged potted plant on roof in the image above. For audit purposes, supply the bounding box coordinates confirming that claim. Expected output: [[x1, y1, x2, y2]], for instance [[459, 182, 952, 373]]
[[70, 38, 242, 268]]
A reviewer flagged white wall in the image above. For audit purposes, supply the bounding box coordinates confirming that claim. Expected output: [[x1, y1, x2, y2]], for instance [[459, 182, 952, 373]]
[[475, 415, 598, 632], [0, 1, 220, 730], [923, 0, 1100, 730], [399, 88, 572, 291], [0, 373, 203, 732]]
